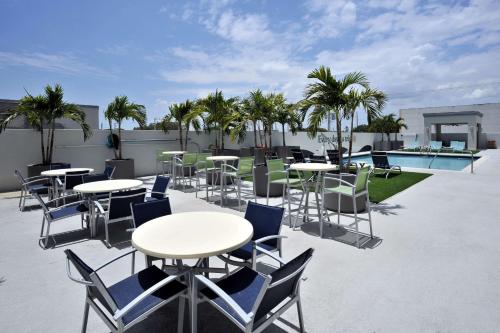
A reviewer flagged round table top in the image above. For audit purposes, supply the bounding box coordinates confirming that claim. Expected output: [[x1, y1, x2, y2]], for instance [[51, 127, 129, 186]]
[[73, 179, 143, 193], [162, 151, 186, 155], [132, 211, 253, 259], [207, 155, 239, 161], [41, 168, 94, 177], [289, 162, 338, 172]]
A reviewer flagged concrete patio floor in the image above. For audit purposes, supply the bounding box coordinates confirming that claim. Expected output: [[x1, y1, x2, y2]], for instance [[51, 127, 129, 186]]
[[1, 150, 500, 332]]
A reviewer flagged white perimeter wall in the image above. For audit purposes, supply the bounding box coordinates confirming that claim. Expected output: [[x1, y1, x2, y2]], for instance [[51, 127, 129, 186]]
[[0, 129, 381, 192]]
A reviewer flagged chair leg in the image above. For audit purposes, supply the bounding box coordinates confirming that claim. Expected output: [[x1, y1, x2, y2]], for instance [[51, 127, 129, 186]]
[[131, 251, 136, 275], [177, 297, 185, 333], [337, 192, 341, 225], [366, 195, 373, 238], [40, 216, 46, 237], [353, 197, 360, 248], [237, 178, 242, 211], [190, 276, 198, 333], [44, 221, 51, 249], [297, 298, 305, 333], [104, 222, 110, 248], [81, 299, 90, 333], [18, 189, 23, 209], [293, 191, 305, 230], [266, 180, 270, 205], [287, 186, 292, 227]]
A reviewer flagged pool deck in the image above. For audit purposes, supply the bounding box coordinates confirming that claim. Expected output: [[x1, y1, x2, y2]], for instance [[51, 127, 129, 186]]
[[1, 150, 500, 332]]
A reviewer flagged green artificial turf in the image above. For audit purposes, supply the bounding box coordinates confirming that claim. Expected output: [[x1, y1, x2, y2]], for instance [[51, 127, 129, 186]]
[[368, 171, 432, 203]]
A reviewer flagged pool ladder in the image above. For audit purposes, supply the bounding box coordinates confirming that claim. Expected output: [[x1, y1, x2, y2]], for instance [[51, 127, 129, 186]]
[[428, 148, 475, 173]]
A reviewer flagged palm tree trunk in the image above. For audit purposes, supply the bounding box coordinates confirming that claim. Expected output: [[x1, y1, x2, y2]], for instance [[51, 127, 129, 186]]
[[253, 121, 257, 147], [268, 126, 272, 150], [178, 121, 183, 151], [335, 110, 343, 172], [108, 118, 118, 159], [220, 128, 225, 150], [282, 123, 286, 146], [184, 123, 189, 151], [48, 121, 56, 164], [40, 121, 46, 165], [347, 112, 355, 166], [118, 122, 122, 159]]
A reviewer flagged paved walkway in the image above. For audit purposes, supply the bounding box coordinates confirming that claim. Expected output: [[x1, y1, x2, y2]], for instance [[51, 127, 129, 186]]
[[1, 150, 499, 332]]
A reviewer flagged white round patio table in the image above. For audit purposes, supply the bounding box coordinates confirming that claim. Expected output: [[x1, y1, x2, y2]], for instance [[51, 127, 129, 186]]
[[206, 156, 239, 206], [74, 179, 143, 237], [132, 211, 253, 333], [132, 211, 253, 259], [41, 167, 94, 177], [289, 163, 337, 238], [162, 151, 187, 188]]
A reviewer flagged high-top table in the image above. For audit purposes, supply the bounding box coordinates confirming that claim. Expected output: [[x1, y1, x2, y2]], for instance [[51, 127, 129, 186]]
[[41, 168, 95, 198], [206, 156, 239, 206], [132, 211, 253, 333], [289, 163, 337, 237], [162, 151, 187, 189], [74, 179, 143, 237]]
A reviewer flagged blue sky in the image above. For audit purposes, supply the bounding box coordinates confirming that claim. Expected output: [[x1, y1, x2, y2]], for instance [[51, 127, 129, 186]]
[[1, 0, 499, 129]]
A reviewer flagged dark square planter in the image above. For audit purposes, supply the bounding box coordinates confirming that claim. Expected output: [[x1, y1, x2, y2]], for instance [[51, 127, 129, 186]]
[[105, 159, 135, 179]]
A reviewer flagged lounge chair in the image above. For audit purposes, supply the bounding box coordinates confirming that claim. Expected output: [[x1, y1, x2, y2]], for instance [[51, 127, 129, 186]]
[[371, 151, 402, 179], [429, 140, 442, 151], [358, 145, 372, 152], [450, 140, 466, 152], [403, 141, 420, 151]]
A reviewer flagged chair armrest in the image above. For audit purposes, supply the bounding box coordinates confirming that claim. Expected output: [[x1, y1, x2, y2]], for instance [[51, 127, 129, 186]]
[[48, 199, 88, 212], [66, 258, 94, 286], [254, 235, 287, 244], [222, 164, 238, 172], [195, 274, 252, 325], [254, 246, 287, 265], [55, 178, 63, 187], [147, 190, 168, 197], [323, 176, 356, 188], [265, 170, 287, 176], [113, 274, 184, 320], [45, 193, 82, 205], [23, 177, 51, 186], [95, 249, 137, 272], [25, 175, 50, 182], [94, 201, 106, 215]]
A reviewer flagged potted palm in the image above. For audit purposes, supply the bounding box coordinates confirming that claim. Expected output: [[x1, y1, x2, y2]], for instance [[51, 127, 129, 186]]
[[104, 96, 146, 179], [0, 84, 91, 177]]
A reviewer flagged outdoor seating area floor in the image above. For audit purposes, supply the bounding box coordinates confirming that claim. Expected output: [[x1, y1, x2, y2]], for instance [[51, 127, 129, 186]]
[[1, 150, 500, 332]]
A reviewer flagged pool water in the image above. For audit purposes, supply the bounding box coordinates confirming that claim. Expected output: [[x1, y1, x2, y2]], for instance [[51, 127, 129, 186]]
[[349, 153, 478, 171]]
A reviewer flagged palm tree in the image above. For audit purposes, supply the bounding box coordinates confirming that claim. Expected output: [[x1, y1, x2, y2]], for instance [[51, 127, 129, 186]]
[[388, 114, 407, 144], [161, 100, 200, 150], [105, 95, 146, 159], [244, 89, 266, 147], [301, 66, 369, 169], [344, 87, 387, 165], [0, 84, 91, 165], [273, 97, 300, 146]]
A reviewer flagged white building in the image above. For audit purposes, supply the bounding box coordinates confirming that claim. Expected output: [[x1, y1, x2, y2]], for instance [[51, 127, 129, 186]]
[[399, 102, 500, 149]]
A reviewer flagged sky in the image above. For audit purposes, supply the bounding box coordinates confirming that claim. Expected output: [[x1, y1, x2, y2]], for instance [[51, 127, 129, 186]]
[[1, 0, 500, 129]]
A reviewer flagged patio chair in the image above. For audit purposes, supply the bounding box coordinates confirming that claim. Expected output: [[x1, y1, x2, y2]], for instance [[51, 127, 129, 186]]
[[145, 175, 170, 202], [104, 165, 116, 179], [64, 249, 186, 333], [266, 158, 304, 226], [14, 169, 52, 211], [219, 201, 285, 270], [83, 173, 111, 201], [95, 188, 147, 247], [358, 145, 372, 152], [130, 198, 172, 272], [175, 152, 197, 189], [50, 162, 71, 169], [221, 157, 256, 211], [322, 166, 373, 248], [195, 248, 314, 333], [194, 153, 219, 199], [59, 170, 90, 197], [155, 149, 169, 176], [371, 151, 401, 179], [34, 193, 89, 248], [450, 140, 466, 152], [291, 149, 306, 163]]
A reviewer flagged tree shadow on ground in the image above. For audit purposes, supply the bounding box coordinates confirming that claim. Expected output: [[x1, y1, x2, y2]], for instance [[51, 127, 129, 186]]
[[371, 202, 405, 216], [300, 221, 382, 249]]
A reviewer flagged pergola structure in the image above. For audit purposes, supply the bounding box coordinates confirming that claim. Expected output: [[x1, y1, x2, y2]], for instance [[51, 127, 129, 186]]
[[423, 111, 483, 149]]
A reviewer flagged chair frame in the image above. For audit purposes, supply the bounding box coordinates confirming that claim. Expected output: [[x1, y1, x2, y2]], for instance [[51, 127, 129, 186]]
[[34, 193, 89, 248], [15, 170, 52, 211], [194, 154, 220, 200], [371, 152, 402, 179], [221, 157, 257, 211], [65, 249, 186, 333], [322, 167, 373, 248], [195, 248, 312, 333], [95, 190, 146, 248]]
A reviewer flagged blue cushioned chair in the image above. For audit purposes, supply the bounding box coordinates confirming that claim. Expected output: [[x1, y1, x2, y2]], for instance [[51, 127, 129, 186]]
[[145, 176, 170, 202], [34, 193, 89, 248], [83, 173, 110, 201], [95, 188, 146, 247], [15, 169, 52, 211], [58, 170, 90, 197], [130, 198, 173, 271], [64, 249, 186, 333], [219, 201, 285, 270], [195, 248, 314, 333], [104, 165, 116, 179]]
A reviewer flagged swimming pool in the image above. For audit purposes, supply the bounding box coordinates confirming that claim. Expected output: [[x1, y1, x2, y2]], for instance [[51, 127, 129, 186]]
[[349, 153, 478, 171]]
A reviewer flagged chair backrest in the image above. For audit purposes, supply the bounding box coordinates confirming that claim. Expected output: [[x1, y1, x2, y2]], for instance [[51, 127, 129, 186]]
[[255, 248, 314, 321], [14, 169, 26, 185], [104, 166, 115, 179], [355, 165, 371, 193], [131, 198, 172, 228], [33, 193, 49, 213], [64, 171, 90, 190], [244, 201, 284, 247], [83, 173, 108, 183], [196, 153, 214, 169], [64, 249, 117, 314], [266, 158, 286, 181], [151, 176, 170, 199], [238, 157, 254, 176], [108, 188, 147, 221], [371, 152, 390, 168], [326, 150, 339, 165], [182, 152, 198, 165], [450, 141, 465, 151], [50, 162, 71, 170], [430, 141, 442, 150], [358, 145, 372, 152], [310, 155, 326, 163], [156, 149, 168, 162], [291, 149, 304, 163]]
